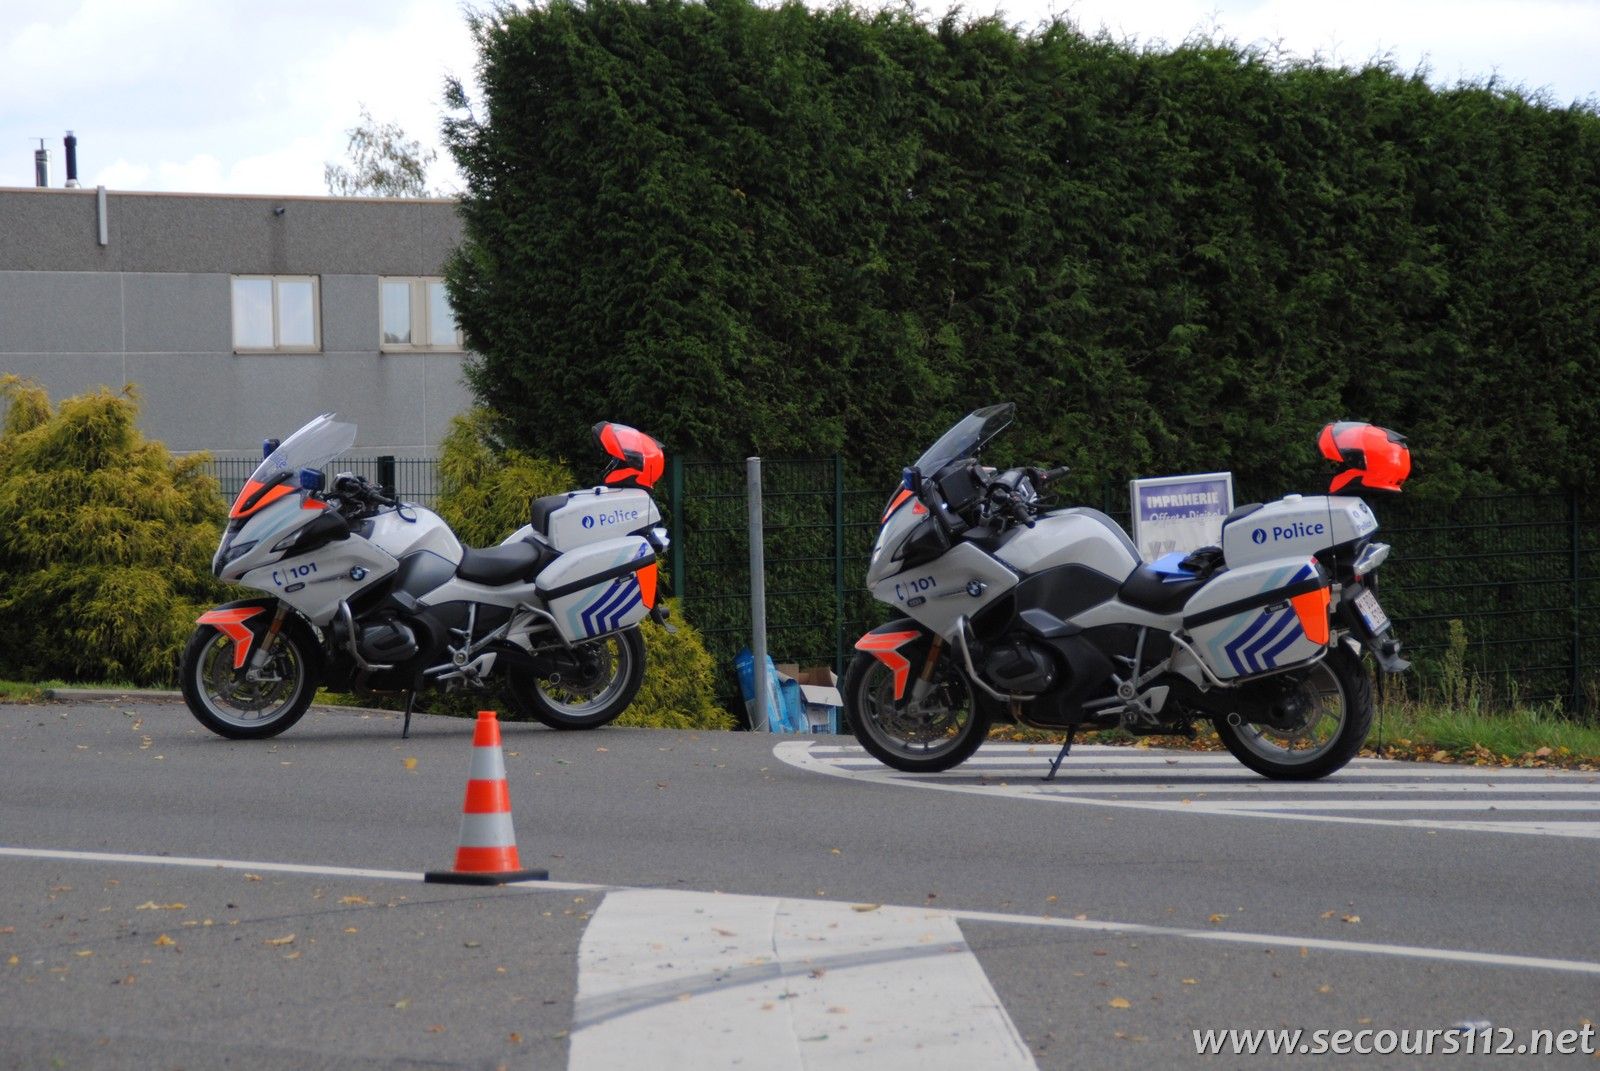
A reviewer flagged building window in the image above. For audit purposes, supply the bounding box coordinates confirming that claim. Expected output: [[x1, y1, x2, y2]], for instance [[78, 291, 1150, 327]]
[[231, 276, 320, 353], [380, 277, 464, 352]]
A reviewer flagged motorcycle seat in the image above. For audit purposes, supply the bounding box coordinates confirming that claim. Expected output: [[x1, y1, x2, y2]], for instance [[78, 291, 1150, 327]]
[[457, 538, 554, 585], [1118, 562, 1212, 616]]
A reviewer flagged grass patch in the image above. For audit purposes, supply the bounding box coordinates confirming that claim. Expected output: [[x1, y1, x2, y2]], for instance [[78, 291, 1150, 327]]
[[1368, 702, 1600, 767], [0, 680, 46, 702], [0, 678, 161, 702]]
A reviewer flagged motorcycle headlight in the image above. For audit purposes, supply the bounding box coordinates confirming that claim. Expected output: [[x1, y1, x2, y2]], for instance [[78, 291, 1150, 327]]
[[221, 539, 258, 565]]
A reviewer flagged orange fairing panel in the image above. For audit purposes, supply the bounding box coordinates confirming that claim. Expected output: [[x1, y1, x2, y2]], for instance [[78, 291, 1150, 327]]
[[197, 606, 266, 669], [595, 423, 666, 490], [882, 488, 912, 523], [1289, 586, 1332, 646], [229, 480, 296, 520], [854, 629, 923, 701]]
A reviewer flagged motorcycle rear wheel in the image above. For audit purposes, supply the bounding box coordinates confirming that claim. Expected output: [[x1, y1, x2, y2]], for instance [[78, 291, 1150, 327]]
[[844, 645, 990, 772], [504, 627, 646, 730], [1213, 647, 1373, 780], [180, 622, 316, 740]]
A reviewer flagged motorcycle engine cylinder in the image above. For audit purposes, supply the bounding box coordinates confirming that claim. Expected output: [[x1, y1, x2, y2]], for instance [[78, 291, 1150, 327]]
[[358, 618, 420, 663], [983, 639, 1057, 693]]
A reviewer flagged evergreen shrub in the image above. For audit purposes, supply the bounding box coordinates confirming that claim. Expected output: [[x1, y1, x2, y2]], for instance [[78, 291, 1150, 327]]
[[0, 378, 224, 684]]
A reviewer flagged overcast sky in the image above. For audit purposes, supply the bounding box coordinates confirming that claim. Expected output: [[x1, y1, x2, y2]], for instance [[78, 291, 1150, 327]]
[[3, 0, 1597, 197]]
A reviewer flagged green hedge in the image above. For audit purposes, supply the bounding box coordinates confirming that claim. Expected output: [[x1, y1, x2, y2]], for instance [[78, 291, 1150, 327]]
[[445, 0, 1600, 500]]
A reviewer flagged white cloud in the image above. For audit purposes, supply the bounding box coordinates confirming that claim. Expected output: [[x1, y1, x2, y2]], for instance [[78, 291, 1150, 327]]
[[1, 0, 1595, 195]]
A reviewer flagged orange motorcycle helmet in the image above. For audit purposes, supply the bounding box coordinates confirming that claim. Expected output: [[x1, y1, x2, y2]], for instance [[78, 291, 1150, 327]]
[[1318, 422, 1410, 494]]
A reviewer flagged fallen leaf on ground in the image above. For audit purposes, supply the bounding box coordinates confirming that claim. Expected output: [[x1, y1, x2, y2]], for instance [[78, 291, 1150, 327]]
[[1342, 914, 1361, 924], [851, 904, 881, 913], [1207, 914, 1227, 924], [135, 902, 186, 911], [1109, 997, 1131, 1009], [340, 896, 369, 906], [403, 758, 418, 771], [264, 934, 295, 946], [152, 935, 176, 947], [1181, 979, 1197, 985]]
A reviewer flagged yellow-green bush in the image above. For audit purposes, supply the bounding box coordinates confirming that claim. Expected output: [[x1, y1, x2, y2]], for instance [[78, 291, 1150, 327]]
[[436, 408, 730, 730], [620, 599, 734, 730], [0, 378, 225, 684], [435, 407, 575, 546]]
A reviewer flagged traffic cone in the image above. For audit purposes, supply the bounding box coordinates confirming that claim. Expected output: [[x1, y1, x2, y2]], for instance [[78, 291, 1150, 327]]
[[424, 711, 548, 885]]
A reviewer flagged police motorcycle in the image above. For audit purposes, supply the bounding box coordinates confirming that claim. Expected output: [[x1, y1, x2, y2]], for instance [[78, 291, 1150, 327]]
[[846, 404, 1410, 780], [182, 414, 670, 739]]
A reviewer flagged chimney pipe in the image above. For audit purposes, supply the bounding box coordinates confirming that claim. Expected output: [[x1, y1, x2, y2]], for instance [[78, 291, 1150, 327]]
[[64, 131, 79, 188], [34, 139, 49, 187]]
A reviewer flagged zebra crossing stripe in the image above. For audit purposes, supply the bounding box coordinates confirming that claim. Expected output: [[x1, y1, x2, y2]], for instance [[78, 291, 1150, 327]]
[[778, 742, 1600, 839]]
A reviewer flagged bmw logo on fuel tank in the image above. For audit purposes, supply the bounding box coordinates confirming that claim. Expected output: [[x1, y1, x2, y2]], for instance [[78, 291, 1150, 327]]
[[1251, 528, 1267, 544]]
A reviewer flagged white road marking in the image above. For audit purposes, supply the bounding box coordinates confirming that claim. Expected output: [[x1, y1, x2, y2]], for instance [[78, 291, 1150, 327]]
[[9, 844, 1600, 976], [780, 742, 1600, 839], [569, 889, 1036, 1070], [0, 846, 604, 892]]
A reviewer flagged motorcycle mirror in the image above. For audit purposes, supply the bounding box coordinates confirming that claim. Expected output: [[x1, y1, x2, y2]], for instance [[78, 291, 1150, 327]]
[[902, 467, 923, 495], [298, 467, 326, 492]]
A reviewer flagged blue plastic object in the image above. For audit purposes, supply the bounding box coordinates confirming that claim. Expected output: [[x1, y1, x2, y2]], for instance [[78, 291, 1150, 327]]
[[734, 648, 788, 732]]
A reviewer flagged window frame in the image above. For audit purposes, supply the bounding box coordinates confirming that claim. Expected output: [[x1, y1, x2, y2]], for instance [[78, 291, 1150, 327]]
[[379, 276, 465, 354], [231, 275, 322, 354]]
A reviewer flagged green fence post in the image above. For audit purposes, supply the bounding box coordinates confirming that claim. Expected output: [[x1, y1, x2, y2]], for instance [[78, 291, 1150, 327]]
[[670, 456, 686, 601], [834, 455, 846, 678], [1572, 488, 1583, 715]]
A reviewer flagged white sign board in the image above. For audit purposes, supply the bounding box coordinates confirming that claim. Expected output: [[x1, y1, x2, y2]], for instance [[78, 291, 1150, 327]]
[[1129, 472, 1234, 561]]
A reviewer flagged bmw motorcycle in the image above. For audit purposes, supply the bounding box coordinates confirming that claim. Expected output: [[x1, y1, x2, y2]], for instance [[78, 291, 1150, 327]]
[[181, 414, 670, 739], [846, 404, 1410, 780]]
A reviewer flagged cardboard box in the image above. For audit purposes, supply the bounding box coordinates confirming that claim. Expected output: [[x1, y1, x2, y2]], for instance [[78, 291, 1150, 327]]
[[778, 664, 843, 733]]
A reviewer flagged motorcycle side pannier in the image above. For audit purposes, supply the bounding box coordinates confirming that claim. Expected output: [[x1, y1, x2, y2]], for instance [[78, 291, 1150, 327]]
[[534, 535, 657, 643], [1182, 557, 1331, 681]]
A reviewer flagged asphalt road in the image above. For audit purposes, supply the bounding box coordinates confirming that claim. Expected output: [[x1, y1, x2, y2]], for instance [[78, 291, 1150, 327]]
[[2, 697, 1597, 1069]]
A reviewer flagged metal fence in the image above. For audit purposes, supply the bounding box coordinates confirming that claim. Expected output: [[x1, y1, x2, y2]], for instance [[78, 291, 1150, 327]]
[[205, 454, 1599, 718], [207, 454, 443, 506]]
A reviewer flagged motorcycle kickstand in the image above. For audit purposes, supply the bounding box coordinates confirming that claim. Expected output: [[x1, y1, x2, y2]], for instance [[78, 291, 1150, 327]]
[[1043, 726, 1077, 782], [401, 690, 417, 740]]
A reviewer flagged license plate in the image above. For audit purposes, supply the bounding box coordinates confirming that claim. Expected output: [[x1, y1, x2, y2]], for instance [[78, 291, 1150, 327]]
[[1354, 588, 1390, 634]]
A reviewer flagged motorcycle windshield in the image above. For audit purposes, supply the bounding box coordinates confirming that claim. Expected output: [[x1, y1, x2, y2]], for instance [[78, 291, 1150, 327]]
[[245, 413, 357, 487], [913, 403, 1015, 474]]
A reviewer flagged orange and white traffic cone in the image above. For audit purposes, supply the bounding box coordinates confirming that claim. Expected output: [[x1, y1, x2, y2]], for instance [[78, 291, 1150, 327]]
[[424, 711, 548, 885]]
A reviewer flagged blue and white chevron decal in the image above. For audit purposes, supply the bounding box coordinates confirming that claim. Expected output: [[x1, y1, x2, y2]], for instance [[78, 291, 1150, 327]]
[[565, 542, 652, 638], [578, 576, 643, 637], [1206, 564, 1317, 677]]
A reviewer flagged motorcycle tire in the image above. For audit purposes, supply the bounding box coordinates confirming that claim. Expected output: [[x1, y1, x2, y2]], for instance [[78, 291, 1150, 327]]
[[504, 627, 646, 731], [180, 618, 318, 740], [1213, 646, 1373, 780], [844, 642, 990, 773]]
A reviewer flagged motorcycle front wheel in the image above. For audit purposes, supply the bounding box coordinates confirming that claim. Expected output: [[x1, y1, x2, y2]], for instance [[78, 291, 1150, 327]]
[[180, 620, 317, 740], [504, 627, 646, 730], [844, 643, 990, 772], [1213, 647, 1373, 780]]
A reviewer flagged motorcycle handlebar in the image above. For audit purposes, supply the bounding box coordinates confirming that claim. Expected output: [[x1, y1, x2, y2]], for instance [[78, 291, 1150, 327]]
[[333, 473, 398, 509]]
